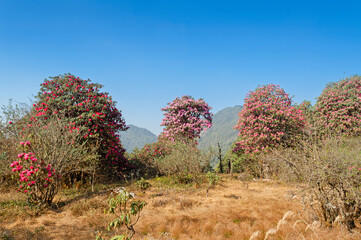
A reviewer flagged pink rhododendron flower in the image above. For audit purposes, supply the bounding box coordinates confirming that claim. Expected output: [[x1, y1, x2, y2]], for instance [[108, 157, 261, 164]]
[[314, 75, 361, 136], [160, 95, 213, 141], [233, 84, 305, 155]]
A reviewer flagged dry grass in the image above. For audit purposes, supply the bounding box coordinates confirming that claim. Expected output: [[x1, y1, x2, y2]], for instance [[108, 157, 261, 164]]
[[0, 177, 360, 239]]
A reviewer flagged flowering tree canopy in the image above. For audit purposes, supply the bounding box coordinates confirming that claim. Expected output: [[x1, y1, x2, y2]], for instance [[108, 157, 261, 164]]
[[160, 95, 213, 141], [233, 84, 305, 154], [314, 75, 361, 136], [28, 74, 128, 172]]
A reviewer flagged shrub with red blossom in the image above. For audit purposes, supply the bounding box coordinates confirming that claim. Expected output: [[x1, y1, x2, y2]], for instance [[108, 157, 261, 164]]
[[233, 84, 306, 154], [28, 74, 128, 176], [10, 116, 90, 205], [314, 75, 361, 136], [160, 95, 212, 141]]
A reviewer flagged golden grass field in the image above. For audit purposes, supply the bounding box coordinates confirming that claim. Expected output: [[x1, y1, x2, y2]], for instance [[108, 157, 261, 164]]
[[1, 176, 360, 240]]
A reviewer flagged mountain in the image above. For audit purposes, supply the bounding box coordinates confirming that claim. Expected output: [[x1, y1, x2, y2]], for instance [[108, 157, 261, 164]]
[[198, 105, 242, 153], [120, 124, 157, 152]]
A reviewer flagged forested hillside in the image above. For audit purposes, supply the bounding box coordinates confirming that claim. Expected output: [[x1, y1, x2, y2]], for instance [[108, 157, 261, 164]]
[[120, 124, 157, 152], [198, 105, 242, 153]]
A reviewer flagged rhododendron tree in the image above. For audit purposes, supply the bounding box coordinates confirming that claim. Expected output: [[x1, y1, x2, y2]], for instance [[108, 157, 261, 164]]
[[314, 75, 361, 136], [233, 84, 305, 154], [28, 74, 128, 176], [160, 95, 213, 141], [293, 100, 316, 136]]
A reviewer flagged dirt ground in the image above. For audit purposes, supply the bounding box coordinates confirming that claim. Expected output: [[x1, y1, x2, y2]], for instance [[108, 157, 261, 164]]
[[1, 177, 360, 240]]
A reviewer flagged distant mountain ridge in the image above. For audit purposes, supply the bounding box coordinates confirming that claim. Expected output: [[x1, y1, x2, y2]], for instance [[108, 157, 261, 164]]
[[120, 124, 157, 152], [198, 105, 242, 153]]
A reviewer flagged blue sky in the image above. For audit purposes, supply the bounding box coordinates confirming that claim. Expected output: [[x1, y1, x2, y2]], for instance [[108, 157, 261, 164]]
[[1, 0, 360, 134]]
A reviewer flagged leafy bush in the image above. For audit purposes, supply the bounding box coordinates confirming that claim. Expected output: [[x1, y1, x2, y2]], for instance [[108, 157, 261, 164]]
[[233, 84, 305, 154], [129, 138, 211, 183], [160, 95, 212, 141], [206, 172, 220, 197], [314, 75, 361, 136], [132, 139, 210, 184], [154, 139, 210, 182], [0, 100, 30, 186], [266, 137, 361, 230], [127, 140, 170, 178], [0, 139, 17, 188], [97, 189, 146, 240], [135, 177, 151, 191], [9, 116, 93, 206], [217, 145, 260, 177]]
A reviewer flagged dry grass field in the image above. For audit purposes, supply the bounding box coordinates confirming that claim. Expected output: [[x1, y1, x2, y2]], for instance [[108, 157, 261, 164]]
[[1, 176, 360, 240]]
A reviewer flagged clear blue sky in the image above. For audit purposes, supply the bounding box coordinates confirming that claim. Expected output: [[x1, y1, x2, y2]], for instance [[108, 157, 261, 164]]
[[1, 0, 360, 135]]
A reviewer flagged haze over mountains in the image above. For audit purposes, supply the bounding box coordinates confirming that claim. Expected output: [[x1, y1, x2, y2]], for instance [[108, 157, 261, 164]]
[[121, 105, 242, 153]]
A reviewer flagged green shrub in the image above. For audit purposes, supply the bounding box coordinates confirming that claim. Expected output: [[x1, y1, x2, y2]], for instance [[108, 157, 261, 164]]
[[154, 139, 210, 183], [135, 177, 151, 191], [206, 172, 220, 197], [218, 146, 261, 177], [0, 100, 29, 187], [126, 142, 166, 179], [266, 136, 361, 230], [176, 173, 194, 184], [96, 188, 146, 240]]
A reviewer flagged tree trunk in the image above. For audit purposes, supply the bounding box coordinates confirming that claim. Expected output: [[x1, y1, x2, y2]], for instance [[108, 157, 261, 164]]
[[217, 142, 223, 173]]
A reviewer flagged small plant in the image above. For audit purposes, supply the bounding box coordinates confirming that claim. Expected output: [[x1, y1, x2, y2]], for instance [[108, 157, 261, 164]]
[[135, 177, 150, 191], [97, 189, 146, 240], [176, 173, 194, 184], [266, 136, 361, 230], [206, 172, 220, 197], [0, 229, 12, 240]]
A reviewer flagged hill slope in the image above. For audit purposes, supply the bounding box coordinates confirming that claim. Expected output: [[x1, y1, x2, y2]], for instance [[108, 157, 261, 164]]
[[120, 124, 157, 152], [198, 105, 242, 153]]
